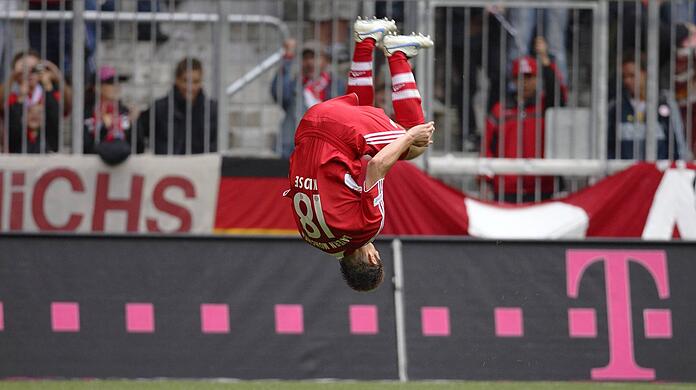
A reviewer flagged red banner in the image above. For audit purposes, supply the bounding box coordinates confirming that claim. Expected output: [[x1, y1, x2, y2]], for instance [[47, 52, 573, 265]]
[[215, 161, 696, 240]]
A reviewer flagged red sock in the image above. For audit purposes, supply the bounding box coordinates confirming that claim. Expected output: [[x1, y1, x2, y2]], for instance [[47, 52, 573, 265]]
[[346, 39, 375, 106], [388, 52, 424, 128]]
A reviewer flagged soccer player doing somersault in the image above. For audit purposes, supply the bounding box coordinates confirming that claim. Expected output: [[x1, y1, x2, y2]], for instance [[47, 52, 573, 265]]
[[285, 17, 434, 291]]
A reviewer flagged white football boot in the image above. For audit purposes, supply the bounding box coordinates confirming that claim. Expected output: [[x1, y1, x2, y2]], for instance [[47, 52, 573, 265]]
[[382, 32, 434, 58], [354, 16, 398, 43]]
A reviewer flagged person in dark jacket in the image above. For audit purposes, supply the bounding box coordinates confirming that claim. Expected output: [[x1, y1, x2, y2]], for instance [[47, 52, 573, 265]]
[[138, 57, 217, 154], [84, 65, 144, 165], [608, 52, 688, 160], [483, 37, 567, 203]]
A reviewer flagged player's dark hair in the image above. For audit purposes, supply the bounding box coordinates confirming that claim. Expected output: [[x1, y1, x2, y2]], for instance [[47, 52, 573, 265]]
[[340, 255, 384, 292]]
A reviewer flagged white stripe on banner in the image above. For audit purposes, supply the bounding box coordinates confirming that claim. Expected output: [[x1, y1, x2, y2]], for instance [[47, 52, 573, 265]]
[[348, 77, 373, 86], [391, 73, 415, 85], [351, 61, 372, 71], [392, 89, 421, 101], [364, 130, 406, 139]]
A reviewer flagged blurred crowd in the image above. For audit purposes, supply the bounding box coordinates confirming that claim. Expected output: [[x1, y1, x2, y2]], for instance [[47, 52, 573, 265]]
[[0, 0, 216, 164]]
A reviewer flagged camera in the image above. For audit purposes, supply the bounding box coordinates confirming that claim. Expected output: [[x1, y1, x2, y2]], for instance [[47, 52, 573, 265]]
[[31, 63, 46, 74]]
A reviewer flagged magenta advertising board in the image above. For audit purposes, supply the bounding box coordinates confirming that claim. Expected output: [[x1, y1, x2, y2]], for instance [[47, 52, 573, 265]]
[[401, 240, 695, 381], [0, 235, 397, 379], [0, 235, 693, 381]]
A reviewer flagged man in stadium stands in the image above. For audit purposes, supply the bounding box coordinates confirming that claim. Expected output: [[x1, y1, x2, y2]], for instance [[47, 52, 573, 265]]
[[607, 52, 689, 160], [84, 65, 144, 165], [285, 17, 434, 292], [483, 36, 567, 203], [3, 50, 71, 154], [137, 57, 217, 154], [272, 39, 346, 159]]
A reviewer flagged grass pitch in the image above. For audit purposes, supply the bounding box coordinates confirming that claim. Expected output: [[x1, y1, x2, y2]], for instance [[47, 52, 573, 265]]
[[0, 381, 695, 390]]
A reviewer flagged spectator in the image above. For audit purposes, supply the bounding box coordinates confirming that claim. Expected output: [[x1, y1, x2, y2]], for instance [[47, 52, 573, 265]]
[[137, 57, 217, 155], [483, 37, 567, 203], [4, 50, 70, 154], [508, 7, 568, 84], [84, 65, 143, 165], [271, 39, 345, 158], [608, 52, 688, 160]]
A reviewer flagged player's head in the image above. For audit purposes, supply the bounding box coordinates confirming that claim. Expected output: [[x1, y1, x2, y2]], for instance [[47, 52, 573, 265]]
[[340, 243, 384, 292]]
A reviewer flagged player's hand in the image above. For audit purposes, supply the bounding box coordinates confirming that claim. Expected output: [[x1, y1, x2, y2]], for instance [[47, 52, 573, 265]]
[[407, 122, 435, 147]]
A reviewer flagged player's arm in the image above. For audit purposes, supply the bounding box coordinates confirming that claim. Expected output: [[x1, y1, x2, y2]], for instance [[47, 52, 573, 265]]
[[364, 122, 434, 190], [403, 145, 427, 160]]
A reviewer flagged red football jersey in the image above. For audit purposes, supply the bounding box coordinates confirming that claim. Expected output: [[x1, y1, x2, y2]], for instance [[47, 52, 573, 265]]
[[286, 94, 406, 258]]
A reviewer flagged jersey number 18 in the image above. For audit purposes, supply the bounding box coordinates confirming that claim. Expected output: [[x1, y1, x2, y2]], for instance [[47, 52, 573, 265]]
[[293, 192, 335, 239]]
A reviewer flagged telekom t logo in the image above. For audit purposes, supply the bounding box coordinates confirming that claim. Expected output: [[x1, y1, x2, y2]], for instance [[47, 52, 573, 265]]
[[566, 250, 671, 381]]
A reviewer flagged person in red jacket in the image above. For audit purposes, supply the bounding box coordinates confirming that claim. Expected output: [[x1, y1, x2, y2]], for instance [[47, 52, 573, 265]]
[[483, 37, 567, 203], [286, 17, 434, 292]]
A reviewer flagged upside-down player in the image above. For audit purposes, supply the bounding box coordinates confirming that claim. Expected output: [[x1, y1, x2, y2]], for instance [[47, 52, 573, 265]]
[[285, 17, 434, 291]]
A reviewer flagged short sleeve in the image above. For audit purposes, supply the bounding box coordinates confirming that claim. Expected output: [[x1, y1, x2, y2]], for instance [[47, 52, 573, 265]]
[[361, 121, 407, 157], [355, 110, 407, 157], [361, 178, 385, 228]]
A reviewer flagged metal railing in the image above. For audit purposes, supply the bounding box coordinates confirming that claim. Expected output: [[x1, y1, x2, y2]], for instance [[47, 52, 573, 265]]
[[3, 0, 696, 204]]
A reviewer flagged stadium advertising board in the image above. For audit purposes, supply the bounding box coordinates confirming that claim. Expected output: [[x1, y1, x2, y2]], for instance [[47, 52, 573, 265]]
[[0, 236, 693, 381], [402, 240, 696, 381], [0, 155, 220, 234], [0, 235, 397, 379]]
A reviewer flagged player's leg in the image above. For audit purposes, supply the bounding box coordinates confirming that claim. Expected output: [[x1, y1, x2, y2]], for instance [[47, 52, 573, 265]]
[[383, 33, 433, 128], [348, 17, 396, 106], [347, 38, 375, 106]]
